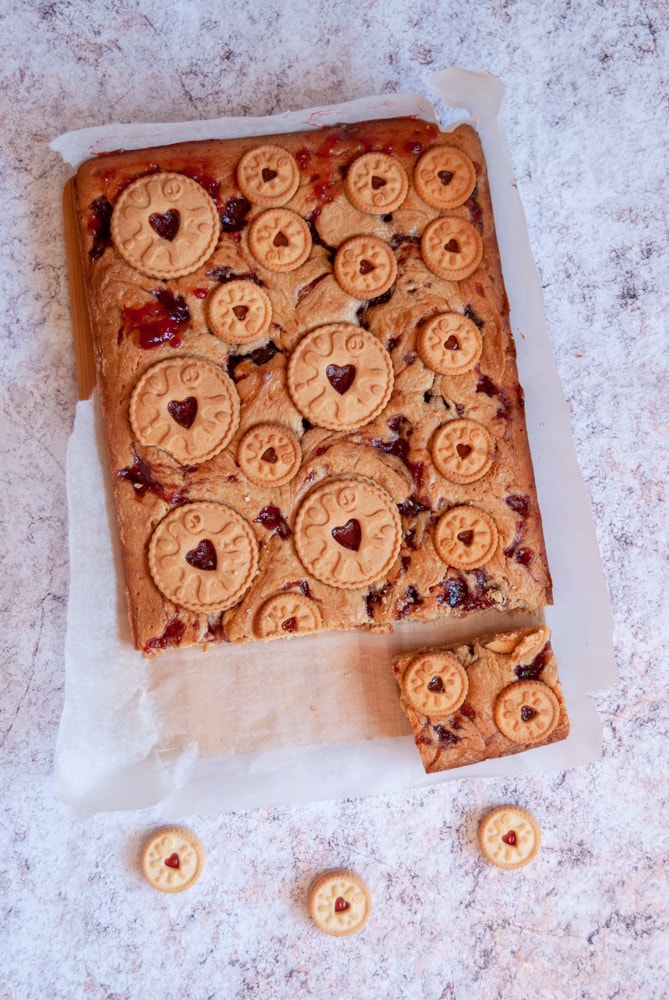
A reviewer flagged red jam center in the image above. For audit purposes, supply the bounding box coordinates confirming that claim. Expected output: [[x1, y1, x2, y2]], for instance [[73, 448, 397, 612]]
[[185, 539, 217, 571], [457, 530, 474, 546], [149, 209, 181, 241], [164, 853, 180, 869], [427, 675, 445, 693], [326, 364, 356, 395], [445, 238, 460, 253], [167, 396, 197, 429], [444, 335, 460, 350], [332, 519, 361, 551], [520, 705, 537, 722], [438, 169, 454, 186], [456, 443, 472, 459], [281, 616, 297, 633], [261, 447, 278, 464], [501, 831, 517, 846], [334, 897, 350, 913]]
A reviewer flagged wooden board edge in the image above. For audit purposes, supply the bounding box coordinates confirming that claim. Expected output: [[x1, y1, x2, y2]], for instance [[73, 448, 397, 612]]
[[63, 177, 96, 400]]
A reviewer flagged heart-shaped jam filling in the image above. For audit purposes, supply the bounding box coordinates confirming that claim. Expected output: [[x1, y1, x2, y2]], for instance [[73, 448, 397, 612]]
[[438, 169, 454, 187], [149, 209, 181, 241], [233, 305, 249, 321], [457, 443, 472, 459], [164, 853, 180, 868], [273, 230, 289, 247], [445, 238, 460, 253], [444, 335, 460, 350], [332, 518, 361, 551], [281, 616, 297, 633], [501, 830, 517, 846], [262, 167, 278, 182], [185, 539, 217, 571], [427, 675, 445, 693], [457, 529, 474, 546], [371, 175, 387, 189], [167, 396, 198, 429], [520, 705, 537, 722], [359, 258, 375, 275], [334, 896, 350, 913], [326, 363, 356, 395], [261, 447, 278, 464]]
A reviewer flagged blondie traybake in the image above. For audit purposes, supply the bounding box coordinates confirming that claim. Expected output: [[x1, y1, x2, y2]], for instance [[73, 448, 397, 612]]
[[71, 116, 552, 655]]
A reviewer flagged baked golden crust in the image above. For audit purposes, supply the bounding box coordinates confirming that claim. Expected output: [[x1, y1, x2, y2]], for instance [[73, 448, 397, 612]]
[[392, 626, 569, 773], [72, 117, 552, 654]]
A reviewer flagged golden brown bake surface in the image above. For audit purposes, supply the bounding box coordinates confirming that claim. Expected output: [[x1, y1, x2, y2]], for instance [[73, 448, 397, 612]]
[[70, 117, 552, 655]]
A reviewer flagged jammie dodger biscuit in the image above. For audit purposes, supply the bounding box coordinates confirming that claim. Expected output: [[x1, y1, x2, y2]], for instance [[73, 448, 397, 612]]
[[141, 826, 205, 892], [111, 172, 219, 279], [308, 869, 371, 936], [478, 806, 541, 869]]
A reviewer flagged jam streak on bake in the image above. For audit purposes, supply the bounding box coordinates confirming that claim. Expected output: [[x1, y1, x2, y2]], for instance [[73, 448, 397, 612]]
[[181, 165, 221, 204], [415, 722, 462, 747], [255, 505, 291, 539], [515, 643, 551, 680], [227, 341, 281, 381], [394, 585, 424, 620], [281, 579, 313, 600], [433, 570, 498, 612], [476, 374, 512, 418], [503, 495, 534, 566], [119, 289, 190, 349], [371, 414, 425, 494], [219, 196, 251, 232], [143, 616, 186, 656], [88, 195, 113, 261], [206, 265, 263, 286], [117, 451, 189, 505]]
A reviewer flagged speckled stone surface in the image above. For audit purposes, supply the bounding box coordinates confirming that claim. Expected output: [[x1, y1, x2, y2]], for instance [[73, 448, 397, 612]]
[[2, 2, 668, 998]]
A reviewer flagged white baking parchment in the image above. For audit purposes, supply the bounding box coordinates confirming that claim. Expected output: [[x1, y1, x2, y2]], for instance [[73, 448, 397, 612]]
[[53, 69, 617, 820]]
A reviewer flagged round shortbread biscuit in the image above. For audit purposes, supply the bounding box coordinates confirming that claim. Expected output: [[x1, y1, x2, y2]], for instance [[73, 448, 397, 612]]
[[294, 476, 401, 591], [493, 680, 561, 744], [111, 172, 219, 279], [141, 826, 205, 893], [434, 505, 499, 569], [254, 592, 322, 638], [333, 235, 397, 299], [308, 869, 371, 937], [236, 144, 300, 207], [478, 806, 541, 870], [287, 323, 393, 431], [237, 423, 302, 487], [421, 217, 483, 281], [207, 280, 273, 346], [402, 651, 469, 718], [344, 151, 409, 214], [148, 501, 259, 614], [431, 419, 495, 484], [417, 312, 483, 375], [248, 207, 312, 272], [414, 145, 477, 209], [129, 357, 240, 466]]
